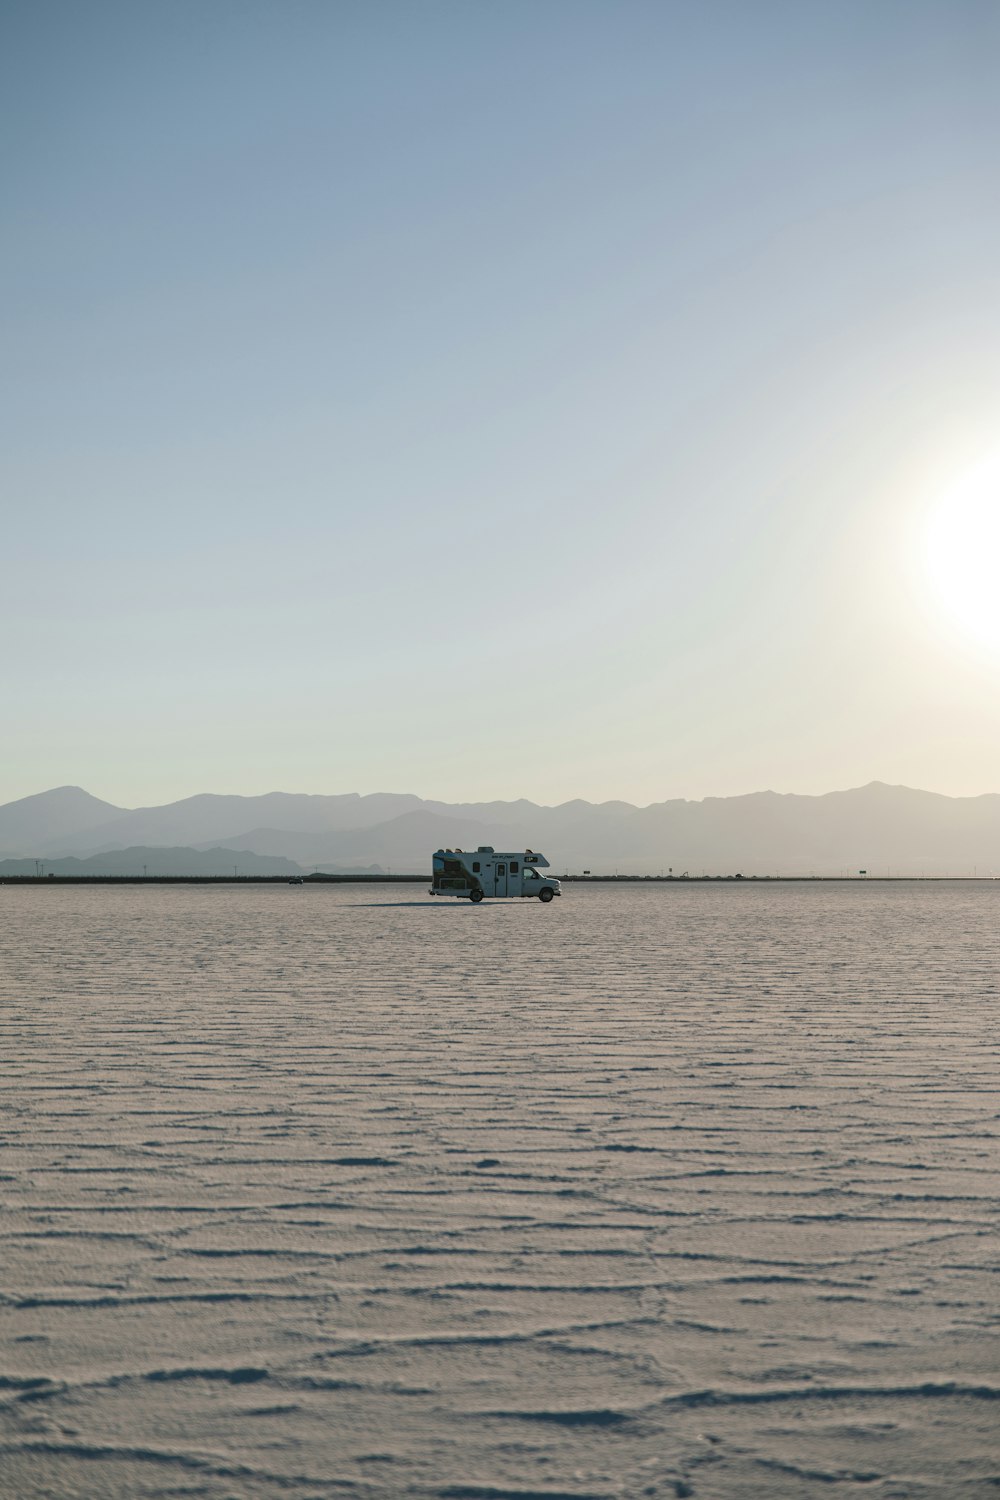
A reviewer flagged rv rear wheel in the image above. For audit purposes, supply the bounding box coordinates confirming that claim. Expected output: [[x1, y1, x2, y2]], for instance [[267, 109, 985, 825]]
[[470, 889, 484, 903], [538, 888, 554, 903]]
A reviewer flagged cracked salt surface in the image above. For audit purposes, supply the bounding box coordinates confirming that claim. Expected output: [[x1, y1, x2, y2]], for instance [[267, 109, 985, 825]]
[[0, 880, 997, 1498]]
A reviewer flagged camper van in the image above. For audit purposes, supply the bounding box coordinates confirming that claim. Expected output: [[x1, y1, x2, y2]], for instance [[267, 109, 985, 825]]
[[430, 848, 561, 903]]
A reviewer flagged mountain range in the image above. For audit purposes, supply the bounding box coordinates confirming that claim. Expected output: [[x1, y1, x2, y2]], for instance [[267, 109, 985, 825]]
[[1, 783, 999, 876]]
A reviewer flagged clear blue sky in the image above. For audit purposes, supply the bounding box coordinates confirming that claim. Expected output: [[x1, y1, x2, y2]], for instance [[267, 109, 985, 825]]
[[3, 0, 999, 808]]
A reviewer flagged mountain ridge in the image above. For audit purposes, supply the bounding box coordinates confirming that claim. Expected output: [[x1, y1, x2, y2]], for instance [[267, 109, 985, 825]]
[[2, 782, 999, 876]]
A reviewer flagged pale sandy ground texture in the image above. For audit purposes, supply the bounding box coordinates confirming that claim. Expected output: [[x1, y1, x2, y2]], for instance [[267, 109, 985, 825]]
[[1, 881, 998, 1499]]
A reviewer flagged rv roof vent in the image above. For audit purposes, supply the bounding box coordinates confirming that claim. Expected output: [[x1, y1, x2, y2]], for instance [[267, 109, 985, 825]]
[[477, 846, 494, 854]]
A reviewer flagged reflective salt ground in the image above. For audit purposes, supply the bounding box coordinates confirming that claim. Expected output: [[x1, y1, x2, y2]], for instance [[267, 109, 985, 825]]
[[0, 880, 998, 1499]]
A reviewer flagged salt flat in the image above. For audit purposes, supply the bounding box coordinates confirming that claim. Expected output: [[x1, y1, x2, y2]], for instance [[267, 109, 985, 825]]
[[0, 880, 997, 1499]]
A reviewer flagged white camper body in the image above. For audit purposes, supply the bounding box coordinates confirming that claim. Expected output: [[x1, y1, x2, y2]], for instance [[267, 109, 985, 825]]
[[430, 847, 561, 903]]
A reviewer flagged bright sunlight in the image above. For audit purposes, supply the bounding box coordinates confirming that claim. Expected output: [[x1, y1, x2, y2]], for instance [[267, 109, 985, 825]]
[[923, 453, 1000, 652]]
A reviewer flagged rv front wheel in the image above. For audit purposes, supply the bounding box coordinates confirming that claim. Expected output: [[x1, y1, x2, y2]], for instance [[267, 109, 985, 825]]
[[538, 888, 554, 903], [470, 889, 484, 903]]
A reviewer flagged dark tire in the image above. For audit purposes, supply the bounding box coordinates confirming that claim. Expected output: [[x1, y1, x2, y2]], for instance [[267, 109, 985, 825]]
[[470, 889, 484, 903], [539, 888, 555, 903]]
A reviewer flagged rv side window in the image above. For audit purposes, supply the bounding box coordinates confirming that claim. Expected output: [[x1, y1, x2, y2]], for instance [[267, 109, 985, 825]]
[[497, 863, 506, 876], [523, 867, 539, 880], [472, 862, 480, 873], [509, 861, 519, 874]]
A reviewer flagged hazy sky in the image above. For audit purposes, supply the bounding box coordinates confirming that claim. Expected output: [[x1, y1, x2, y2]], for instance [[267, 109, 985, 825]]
[[4, 0, 1000, 809]]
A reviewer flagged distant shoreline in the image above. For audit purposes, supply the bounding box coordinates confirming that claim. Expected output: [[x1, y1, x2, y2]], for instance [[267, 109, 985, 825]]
[[0, 874, 994, 886]]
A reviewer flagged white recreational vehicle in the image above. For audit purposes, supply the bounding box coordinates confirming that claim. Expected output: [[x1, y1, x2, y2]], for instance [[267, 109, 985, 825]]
[[430, 848, 561, 903]]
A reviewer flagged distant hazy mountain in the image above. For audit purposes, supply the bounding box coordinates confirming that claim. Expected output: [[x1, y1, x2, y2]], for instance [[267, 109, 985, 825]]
[[13, 790, 425, 857], [2, 782, 1000, 876], [0, 786, 126, 855], [203, 811, 520, 870], [0, 846, 307, 877]]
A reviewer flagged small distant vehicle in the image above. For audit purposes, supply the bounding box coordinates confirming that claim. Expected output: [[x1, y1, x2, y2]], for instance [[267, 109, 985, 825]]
[[430, 847, 561, 903]]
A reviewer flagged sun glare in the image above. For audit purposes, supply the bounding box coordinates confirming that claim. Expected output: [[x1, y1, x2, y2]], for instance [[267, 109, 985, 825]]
[[923, 453, 1000, 651]]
